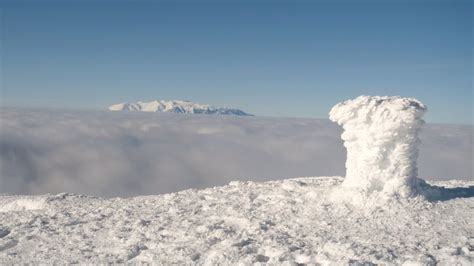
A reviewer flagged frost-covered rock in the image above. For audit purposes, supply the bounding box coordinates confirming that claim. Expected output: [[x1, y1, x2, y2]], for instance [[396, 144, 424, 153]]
[[329, 96, 427, 201]]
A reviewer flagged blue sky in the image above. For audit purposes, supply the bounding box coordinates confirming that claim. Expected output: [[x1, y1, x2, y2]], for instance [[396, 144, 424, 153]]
[[0, 0, 472, 124]]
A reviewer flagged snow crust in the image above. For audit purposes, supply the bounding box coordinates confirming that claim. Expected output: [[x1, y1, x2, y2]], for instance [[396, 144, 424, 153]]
[[329, 96, 427, 202], [0, 196, 46, 213], [0, 177, 472, 264], [108, 100, 251, 116]]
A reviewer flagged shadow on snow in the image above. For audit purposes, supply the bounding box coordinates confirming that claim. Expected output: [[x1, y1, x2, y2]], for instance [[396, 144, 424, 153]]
[[417, 179, 474, 202]]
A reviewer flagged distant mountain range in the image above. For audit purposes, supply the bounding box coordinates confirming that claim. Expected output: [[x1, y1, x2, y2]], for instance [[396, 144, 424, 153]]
[[108, 100, 252, 116]]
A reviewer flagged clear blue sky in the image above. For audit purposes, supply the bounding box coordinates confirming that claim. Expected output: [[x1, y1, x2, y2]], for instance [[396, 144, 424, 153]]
[[0, 0, 472, 124]]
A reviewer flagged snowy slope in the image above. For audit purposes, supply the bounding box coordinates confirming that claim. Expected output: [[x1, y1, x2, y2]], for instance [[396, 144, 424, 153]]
[[108, 100, 251, 116], [1, 177, 473, 264]]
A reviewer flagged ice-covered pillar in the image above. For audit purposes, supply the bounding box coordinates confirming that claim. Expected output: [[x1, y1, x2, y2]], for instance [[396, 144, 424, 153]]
[[329, 96, 427, 198]]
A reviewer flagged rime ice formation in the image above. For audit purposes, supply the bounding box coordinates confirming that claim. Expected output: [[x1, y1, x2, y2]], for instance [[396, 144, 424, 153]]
[[329, 96, 427, 199], [108, 100, 251, 116]]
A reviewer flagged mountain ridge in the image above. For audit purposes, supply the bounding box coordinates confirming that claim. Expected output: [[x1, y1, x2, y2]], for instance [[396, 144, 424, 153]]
[[108, 100, 252, 116]]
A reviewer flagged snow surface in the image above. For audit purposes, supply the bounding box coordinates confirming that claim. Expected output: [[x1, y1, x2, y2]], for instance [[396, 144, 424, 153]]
[[329, 96, 427, 203], [1, 177, 473, 264], [108, 100, 251, 116]]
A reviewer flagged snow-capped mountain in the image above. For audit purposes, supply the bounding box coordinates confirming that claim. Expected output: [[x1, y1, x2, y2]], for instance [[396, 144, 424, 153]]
[[108, 100, 252, 116]]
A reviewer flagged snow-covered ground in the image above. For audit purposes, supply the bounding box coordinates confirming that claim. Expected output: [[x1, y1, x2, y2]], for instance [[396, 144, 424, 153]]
[[1, 176, 473, 264]]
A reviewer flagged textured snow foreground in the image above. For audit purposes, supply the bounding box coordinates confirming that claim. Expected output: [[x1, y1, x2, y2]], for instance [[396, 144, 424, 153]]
[[0, 177, 473, 264]]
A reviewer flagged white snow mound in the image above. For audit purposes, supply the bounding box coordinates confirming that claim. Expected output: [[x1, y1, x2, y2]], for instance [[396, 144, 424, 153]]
[[0, 177, 473, 264], [0, 196, 46, 213], [330, 95, 427, 203]]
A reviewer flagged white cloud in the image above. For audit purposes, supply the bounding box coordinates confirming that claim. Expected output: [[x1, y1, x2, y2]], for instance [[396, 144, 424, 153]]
[[0, 108, 471, 197]]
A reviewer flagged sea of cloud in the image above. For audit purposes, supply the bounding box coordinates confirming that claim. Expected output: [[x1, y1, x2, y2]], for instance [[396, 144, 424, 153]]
[[0, 108, 472, 197]]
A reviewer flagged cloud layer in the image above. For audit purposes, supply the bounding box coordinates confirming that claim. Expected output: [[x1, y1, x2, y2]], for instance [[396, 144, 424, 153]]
[[0, 108, 472, 197]]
